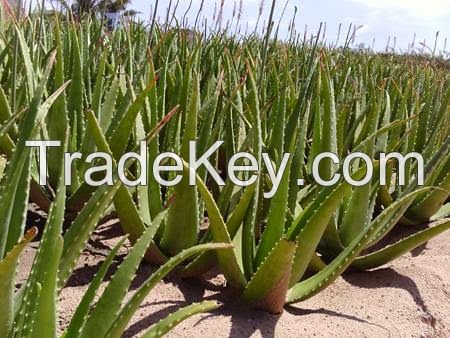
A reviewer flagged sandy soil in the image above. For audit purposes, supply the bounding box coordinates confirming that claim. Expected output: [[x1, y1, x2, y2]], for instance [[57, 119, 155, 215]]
[[18, 214, 450, 338]]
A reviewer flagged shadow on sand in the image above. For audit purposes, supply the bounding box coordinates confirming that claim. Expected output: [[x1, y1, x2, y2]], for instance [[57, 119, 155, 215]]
[[343, 268, 436, 328], [124, 271, 391, 338]]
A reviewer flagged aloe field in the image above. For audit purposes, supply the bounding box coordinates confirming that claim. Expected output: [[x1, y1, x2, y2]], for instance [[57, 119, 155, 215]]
[[0, 0, 449, 337]]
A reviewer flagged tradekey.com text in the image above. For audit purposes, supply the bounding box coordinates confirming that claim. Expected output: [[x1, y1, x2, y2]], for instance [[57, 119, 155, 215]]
[[26, 140, 424, 199]]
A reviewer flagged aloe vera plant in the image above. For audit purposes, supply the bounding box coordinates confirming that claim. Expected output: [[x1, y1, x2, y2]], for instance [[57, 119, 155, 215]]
[[0, 0, 449, 321], [1, 214, 228, 338], [0, 17, 228, 336], [0, 113, 230, 337]]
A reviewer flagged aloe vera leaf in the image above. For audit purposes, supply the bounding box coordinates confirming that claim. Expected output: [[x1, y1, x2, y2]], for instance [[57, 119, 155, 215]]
[[78, 211, 166, 338], [47, 19, 68, 186], [0, 107, 22, 145], [307, 82, 322, 173], [255, 66, 293, 266], [287, 165, 372, 286], [256, 67, 306, 265], [339, 166, 373, 246], [179, 183, 256, 278], [0, 52, 56, 258], [431, 203, 450, 221], [77, 54, 107, 176], [408, 171, 450, 222], [287, 101, 311, 216], [286, 189, 429, 303], [318, 57, 338, 178], [106, 243, 231, 338], [0, 132, 13, 157], [352, 119, 407, 153], [403, 136, 450, 197], [243, 239, 296, 314], [100, 76, 120, 132], [162, 62, 182, 154], [84, 110, 146, 242], [91, 52, 107, 118], [242, 61, 262, 279], [255, 154, 292, 267], [221, 100, 238, 166], [16, 133, 67, 338], [216, 122, 253, 216], [176, 249, 217, 278], [113, 183, 150, 243], [268, 64, 285, 161], [141, 301, 219, 338], [134, 104, 152, 228], [413, 89, 432, 156], [373, 187, 449, 246], [226, 183, 258, 238], [429, 86, 450, 135], [285, 54, 318, 150], [37, 81, 71, 124], [357, 82, 382, 148], [0, 228, 37, 336], [58, 180, 122, 289], [187, 161, 247, 289], [287, 181, 351, 287], [162, 72, 200, 256], [352, 218, 450, 271], [4, 155, 32, 253], [13, 24, 35, 95], [141, 55, 158, 132], [196, 72, 223, 182], [67, 27, 84, 148], [375, 91, 391, 154], [64, 237, 127, 338], [0, 84, 14, 129], [27, 238, 62, 338], [108, 79, 156, 159], [156, 45, 170, 122], [285, 39, 320, 149], [343, 105, 370, 152], [321, 216, 345, 255], [66, 103, 177, 216], [141, 59, 163, 220], [407, 153, 450, 221]]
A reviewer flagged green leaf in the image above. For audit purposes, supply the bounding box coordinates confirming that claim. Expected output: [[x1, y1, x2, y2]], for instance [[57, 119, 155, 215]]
[[64, 237, 127, 338], [141, 301, 219, 338], [352, 218, 450, 270], [0, 51, 57, 258], [67, 28, 84, 149], [241, 61, 262, 280], [162, 72, 200, 256], [188, 161, 247, 289], [58, 180, 122, 288], [179, 184, 256, 278], [100, 77, 120, 132], [13, 24, 35, 95], [17, 132, 68, 338], [286, 188, 430, 303], [106, 243, 232, 338], [243, 239, 296, 314], [84, 110, 146, 242], [287, 165, 374, 286], [108, 79, 156, 159], [78, 211, 166, 338], [0, 228, 37, 336]]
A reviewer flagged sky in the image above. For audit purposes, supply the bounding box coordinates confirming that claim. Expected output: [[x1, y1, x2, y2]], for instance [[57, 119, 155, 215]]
[[128, 0, 450, 54]]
